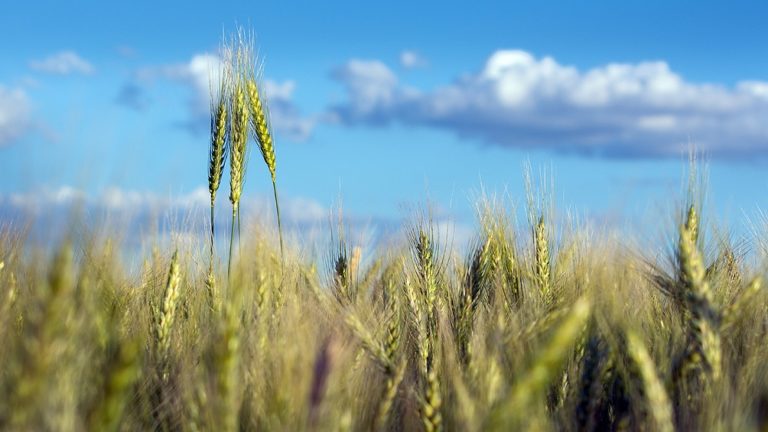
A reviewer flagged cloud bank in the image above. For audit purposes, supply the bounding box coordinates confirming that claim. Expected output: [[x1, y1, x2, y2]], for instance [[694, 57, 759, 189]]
[[330, 50, 768, 158], [0, 185, 414, 253], [1, 185, 327, 223], [30, 51, 94, 75]]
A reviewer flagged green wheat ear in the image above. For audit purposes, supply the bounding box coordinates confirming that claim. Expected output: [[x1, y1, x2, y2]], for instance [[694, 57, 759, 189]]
[[227, 43, 250, 277], [245, 78, 276, 182], [207, 55, 229, 265]]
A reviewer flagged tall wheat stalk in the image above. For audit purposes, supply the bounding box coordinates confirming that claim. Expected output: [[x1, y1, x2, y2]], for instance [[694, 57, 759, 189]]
[[208, 56, 229, 256], [243, 45, 284, 258], [208, 53, 229, 301], [228, 41, 250, 277], [409, 223, 443, 432]]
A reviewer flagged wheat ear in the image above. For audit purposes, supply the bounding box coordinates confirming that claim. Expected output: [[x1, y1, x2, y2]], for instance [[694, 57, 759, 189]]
[[208, 60, 229, 265], [246, 73, 284, 258], [374, 359, 406, 431], [215, 299, 241, 432], [678, 210, 721, 382], [721, 276, 762, 331], [534, 215, 552, 301], [228, 68, 249, 277], [344, 310, 392, 371], [625, 330, 674, 432], [11, 243, 74, 428], [155, 250, 181, 379]]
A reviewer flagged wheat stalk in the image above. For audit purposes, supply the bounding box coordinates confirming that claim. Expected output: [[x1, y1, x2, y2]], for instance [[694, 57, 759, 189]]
[[677, 207, 722, 390], [215, 299, 241, 432], [240, 35, 284, 259], [228, 53, 250, 277], [208, 57, 229, 264]]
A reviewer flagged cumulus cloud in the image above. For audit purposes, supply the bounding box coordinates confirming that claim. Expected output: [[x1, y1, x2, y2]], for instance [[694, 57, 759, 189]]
[[126, 54, 316, 140], [29, 51, 94, 75], [133, 53, 222, 116], [330, 50, 768, 158], [0, 85, 32, 146], [329, 59, 405, 124], [0, 185, 334, 248], [400, 50, 428, 69]]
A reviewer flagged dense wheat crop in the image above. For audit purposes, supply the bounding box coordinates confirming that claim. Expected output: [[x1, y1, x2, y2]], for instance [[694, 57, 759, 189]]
[[1, 31, 767, 432]]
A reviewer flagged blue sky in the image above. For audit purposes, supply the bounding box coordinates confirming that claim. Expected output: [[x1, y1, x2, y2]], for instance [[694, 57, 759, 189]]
[[2, 0, 768, 244]]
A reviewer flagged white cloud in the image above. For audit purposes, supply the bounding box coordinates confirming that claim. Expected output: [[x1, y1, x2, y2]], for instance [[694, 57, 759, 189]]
[[134, 53, 222, 116], [130, 54, 316, 140], [0, 85, 32, 146], [263, 80, 296, 101], [30, 51, 94, 75], [9, 185, 85, 210], [279, 196, 327, 224], [400, 50, 428, 69], [330, 49, 768, 158], [329, 60, 406, 123]]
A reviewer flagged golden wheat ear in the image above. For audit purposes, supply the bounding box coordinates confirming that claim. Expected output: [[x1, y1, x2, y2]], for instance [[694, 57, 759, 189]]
[[155, 250, 181, 381], [246, 62, 284, 259], [227, 44, 251, 278]]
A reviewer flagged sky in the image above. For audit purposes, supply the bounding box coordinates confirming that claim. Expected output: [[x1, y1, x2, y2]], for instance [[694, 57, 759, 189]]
[[2, 0, 768, 247]]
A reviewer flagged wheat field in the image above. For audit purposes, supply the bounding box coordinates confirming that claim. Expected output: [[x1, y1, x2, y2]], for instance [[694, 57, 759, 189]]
[[1, 31, 768, 432]]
